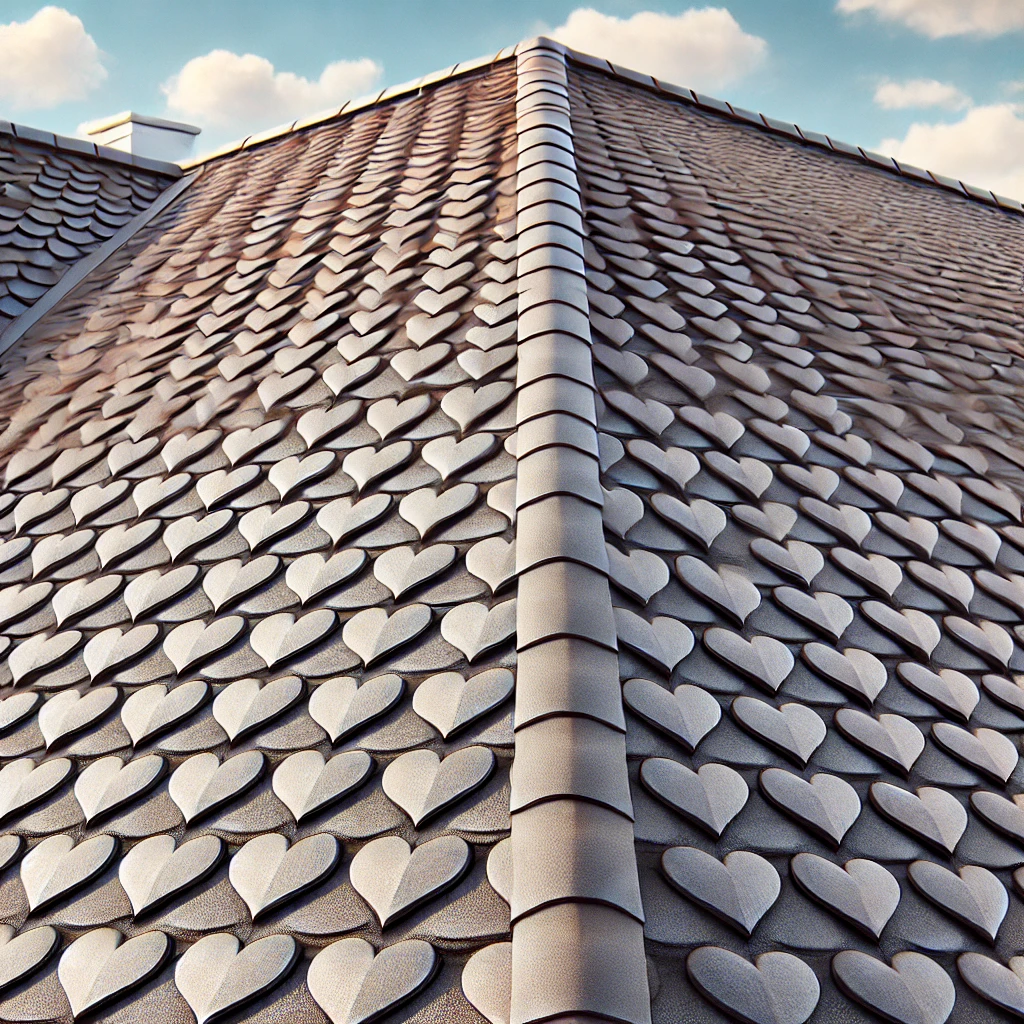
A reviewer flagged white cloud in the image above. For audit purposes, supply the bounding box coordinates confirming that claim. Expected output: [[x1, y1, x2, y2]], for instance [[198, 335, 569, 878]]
[[836, 0, 1024, 38], [162, 50, 383, 136], [874, 78, 970, 110], [548, 6, 767, 91], [879, 103, 1024, 199], [0, 6, 105, 109]]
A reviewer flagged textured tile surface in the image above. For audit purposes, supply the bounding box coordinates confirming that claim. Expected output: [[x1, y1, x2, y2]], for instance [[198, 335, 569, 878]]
[[0, 35, 1024, 1024]]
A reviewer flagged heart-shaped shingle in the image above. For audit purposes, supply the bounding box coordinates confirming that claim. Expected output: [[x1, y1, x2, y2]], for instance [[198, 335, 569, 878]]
[[54, 575, 124, 626], [614, 609, 694, 674], [212, 675, 304, 742], [229, 832, 338, 919], [971, 791, 1024, 844], [163, 510, 233, 562], [750, 539, 823, 586], [704, 628, 793, 693], [350, 834, 471, 927], [196, 465, 260, 510], [121, 680, 208, 746], [74, 754, 165, 823], [250, 611, 336, 669], [623, 678, 720, 752], [21, 833, 118, 911], [791, 853, 900, 939], [0, 757, 72, 821], [399, 483, 478, 538], [163, 616, 245, 674], [58, 927, 170, 1018], [601, 486, 644, 539], [732, 698, 825, 766], [297, 400, 362, 448], [168, 750, 264, 823], [908, 561, 973, 613], [373, 545, 456, 599], [461, 942, 511, 1024], [958, 953, 1024, 1019], [119, 834, 224, 915], [465, 537, 516, 594], [640, 758, 748, 836], [944, 616, 1014, 668], [677, 557, 761, 625], [733, 503, 798, 543], [687, 947, 820, 1024], [861, 602, 940, 659], [422, 434, 497, 481], [931, 723, 1018, 783], [651, 493, 728, 550], [342, 442, 413, 492], [9, 630, 82, 685], [238, 503, 309, 551], [382, 746, 494, 826], [0, 692, 39, 735], [202, 556, 279, 612], [271, 749, 372, 823], [342, 605, 431, 668], [308, 673, 404, 743], [285, 550, 366, 604], [412, 668, 514, 739], [441, 382, 514, 432], [32, 532, 95, 578], [440, 600, 516, 662], [317, 493, 392, 545], [834, 708, 924, 775], [308, 937, 437, 1024], [174, 932, 298, 1024], [896, 663, 978, 722], [802, 643, 886, 705], [0, 583, 53, 630], [832, 950, 955, 1024], [759, 769, 860, 848], [627, 440, 700, 491], [268, 452, 335, 500], [0, 924, 60, 992], [39, 687, 118, 750], [870, 783, 967, 853], [83, 625, 159, 681], [801, 499, 872, 548], [606, 547, 670, 604], [773, 588, 852, 641], [908, 860, 1007, 941], [662, 847, 779, 936]]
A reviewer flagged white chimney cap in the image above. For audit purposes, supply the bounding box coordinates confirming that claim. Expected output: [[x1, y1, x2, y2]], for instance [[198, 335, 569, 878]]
[[80, 111, 201, 164]]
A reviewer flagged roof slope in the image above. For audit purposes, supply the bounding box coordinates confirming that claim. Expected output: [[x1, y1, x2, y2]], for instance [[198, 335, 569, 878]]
[[0, 35, 1019, 1024], [0, 130, 176, 332], [565, 59, 1024, 1024]]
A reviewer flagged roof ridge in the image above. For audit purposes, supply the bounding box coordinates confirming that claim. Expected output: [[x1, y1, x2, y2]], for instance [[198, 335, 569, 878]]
[[509, 39, 650, 1024], [179, 36, 1022, 218], [0, 117, 183, 178]]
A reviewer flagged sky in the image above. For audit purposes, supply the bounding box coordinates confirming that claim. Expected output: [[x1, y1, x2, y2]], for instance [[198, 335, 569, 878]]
[[0, 0, 1022, 198]]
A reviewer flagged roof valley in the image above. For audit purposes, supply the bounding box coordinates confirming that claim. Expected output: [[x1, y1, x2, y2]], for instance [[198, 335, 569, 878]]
[[510, 39, 650, 1024]]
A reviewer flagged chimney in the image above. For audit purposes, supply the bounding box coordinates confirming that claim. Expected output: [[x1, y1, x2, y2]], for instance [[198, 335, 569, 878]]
[[80, 111, 201, 163]]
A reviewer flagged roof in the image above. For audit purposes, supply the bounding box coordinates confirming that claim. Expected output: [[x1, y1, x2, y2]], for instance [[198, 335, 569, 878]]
[[0, 34, 1017, 1024]]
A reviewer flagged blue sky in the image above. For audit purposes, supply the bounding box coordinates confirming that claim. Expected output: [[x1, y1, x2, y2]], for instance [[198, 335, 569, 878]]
[[1, 1, 1022, 197]]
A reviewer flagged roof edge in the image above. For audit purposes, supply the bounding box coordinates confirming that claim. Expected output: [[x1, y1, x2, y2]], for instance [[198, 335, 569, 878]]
[[181, 35, 1022, 216], [0, 118, 183, 179]]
